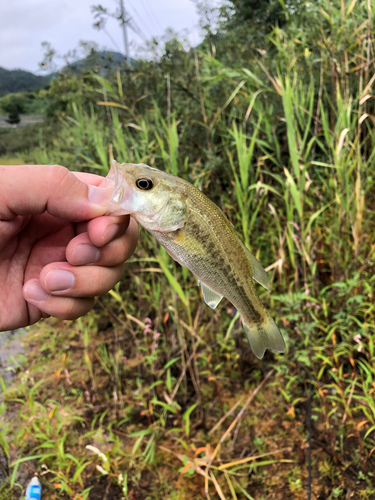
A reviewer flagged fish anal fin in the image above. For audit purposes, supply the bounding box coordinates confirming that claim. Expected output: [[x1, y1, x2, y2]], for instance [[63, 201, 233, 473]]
[[241, 243, 270, 291], [242, 313, 285, 359], [198, 280, 223, 309]]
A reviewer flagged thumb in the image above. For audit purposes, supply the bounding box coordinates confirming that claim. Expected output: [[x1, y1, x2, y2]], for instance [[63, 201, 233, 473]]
[[0, 164, 112, 222]]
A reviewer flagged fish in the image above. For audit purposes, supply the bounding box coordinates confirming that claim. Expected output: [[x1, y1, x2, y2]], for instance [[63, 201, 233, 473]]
[[105, 160, 285, 359]]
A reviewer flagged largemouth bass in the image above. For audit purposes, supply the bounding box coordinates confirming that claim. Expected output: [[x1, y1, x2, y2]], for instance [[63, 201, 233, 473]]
[[106, 161, 285, 359]]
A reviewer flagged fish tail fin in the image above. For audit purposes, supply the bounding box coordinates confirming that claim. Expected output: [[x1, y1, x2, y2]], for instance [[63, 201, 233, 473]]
[[242, 312, 285, 360]]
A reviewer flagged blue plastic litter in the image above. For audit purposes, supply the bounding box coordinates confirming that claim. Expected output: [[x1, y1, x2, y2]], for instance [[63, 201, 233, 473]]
[[24, 477, 42, 500]]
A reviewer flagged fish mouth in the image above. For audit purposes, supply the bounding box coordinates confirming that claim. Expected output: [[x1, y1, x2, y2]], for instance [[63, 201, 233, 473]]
[[105, 161, 133, 215]]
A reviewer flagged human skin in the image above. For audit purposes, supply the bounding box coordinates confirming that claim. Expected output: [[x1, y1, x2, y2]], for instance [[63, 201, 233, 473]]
[[0, 164, 138, 331]]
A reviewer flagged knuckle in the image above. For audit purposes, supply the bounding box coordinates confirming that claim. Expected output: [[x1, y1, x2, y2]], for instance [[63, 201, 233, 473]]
[[65, 298, 94, 320], [50, 164, 68, 181], [109, 239, 128, 264], [48, 165, 71, 196], [113, 263, 125, 285], [97, 267, 109, 292], [98, 265, 124, 294]]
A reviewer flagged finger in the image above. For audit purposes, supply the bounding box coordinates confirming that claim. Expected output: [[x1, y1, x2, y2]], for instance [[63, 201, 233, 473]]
[[0, 165, 112, 221], [70, 179, 126, 237], [38, 262, 125, 297], [75, 214, 129, 240], [87, 215, 130, 247], [67, 220, 138, 267], [66, 217, 138, 266], [24, 280, 95, 323]]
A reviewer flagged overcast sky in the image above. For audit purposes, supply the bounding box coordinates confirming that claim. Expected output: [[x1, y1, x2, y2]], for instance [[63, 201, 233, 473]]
[[0, 0, 216, 73]]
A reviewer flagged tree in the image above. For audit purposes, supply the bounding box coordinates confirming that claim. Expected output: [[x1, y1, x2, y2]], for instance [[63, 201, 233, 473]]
[[5, 105, 20, 125], [228, 0, 285, 27], [1, 94, 27, 125]]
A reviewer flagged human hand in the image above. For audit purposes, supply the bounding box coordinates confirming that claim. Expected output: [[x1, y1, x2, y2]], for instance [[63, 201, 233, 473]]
[[0, 164, 138, 331]]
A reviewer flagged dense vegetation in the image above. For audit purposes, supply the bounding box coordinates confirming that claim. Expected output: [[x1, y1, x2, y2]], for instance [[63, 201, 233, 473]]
[[0, 67, 51, 97], [1, 1, 375, 498]]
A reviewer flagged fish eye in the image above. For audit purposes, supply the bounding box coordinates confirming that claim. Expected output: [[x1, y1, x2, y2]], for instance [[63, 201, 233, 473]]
[[136, 177, 153, 190]]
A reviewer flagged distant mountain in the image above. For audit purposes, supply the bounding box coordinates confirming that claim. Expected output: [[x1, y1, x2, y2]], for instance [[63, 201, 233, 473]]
[[0, 68, 52, 97], [62, 50, 128, 74], [0, 51, 128, 97]]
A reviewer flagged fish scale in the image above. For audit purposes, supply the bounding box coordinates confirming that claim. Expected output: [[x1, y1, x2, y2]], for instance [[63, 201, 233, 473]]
[[106, 161, 286, 359]]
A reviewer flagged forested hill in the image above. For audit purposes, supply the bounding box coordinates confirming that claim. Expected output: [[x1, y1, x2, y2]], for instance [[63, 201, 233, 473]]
[[0, 67, 52, 97], [66, 50, 126, 72], [0, 51, 126, 97]]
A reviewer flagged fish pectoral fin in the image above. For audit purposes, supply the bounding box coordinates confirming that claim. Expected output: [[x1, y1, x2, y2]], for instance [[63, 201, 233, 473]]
[[198, 280, 223, 309], [241, 243, 270, 291], [242, 313, 285, 360]]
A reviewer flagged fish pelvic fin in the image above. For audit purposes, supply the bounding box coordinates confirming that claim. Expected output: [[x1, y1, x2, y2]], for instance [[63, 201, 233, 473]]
[[198, 280, 223, 309], [242, 313, 285, 360]]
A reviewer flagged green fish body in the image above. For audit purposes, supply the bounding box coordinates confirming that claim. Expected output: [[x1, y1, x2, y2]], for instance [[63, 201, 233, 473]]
[[106, 161, 285, 359]]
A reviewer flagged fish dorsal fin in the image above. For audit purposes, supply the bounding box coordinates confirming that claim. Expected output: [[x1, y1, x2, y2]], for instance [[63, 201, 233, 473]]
[[240, 242, 270, 291], [198, 280, 223, 309]]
